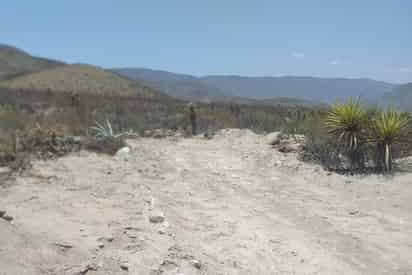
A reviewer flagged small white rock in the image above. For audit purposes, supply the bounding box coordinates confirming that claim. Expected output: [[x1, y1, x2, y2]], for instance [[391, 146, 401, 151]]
[[265, 131, 282, 146], [158, 221, 170, 234], [120, 261, 129, 271], [0, 166, 11, 175], [191, 259, 202, 269], [116, 147, 131, 156]]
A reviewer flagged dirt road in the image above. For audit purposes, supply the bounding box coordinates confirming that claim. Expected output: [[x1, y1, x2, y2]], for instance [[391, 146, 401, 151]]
[[1, 129, 411, 274]]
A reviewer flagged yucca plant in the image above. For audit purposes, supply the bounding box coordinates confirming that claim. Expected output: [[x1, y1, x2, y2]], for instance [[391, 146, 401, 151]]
[[325, 98, 367, 169], [370, 110, 411, 172], [90, 120, 121, 140], [90, 119, 139, 140]]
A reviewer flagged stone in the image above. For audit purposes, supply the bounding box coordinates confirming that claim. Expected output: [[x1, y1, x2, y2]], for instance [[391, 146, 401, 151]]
[[266, 131, 282, 146], [191, 259, 202, 269], [2, 215, 13, 222], [120, 261, 129, 271], [0, 210, 5, 217], [278, 143, 301, 153], [126, 231, 138, 239], [0, 166, 11, 175], [144, 130, 153, 137], [158, 221, 170, 234], [165, 129, 174, 136], [349, 210, 360, 216], [149, 210, 165, 223], [152, 129, 165, 139], [54, 242, 73, 251], [104, 236, 114, 242], [71, 262, 98, 274], [64, 136, 83, 144], [116, 147, 131, 156]]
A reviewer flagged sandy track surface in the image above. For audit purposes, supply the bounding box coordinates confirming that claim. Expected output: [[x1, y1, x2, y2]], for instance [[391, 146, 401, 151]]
[[1, 129, 411, 274]]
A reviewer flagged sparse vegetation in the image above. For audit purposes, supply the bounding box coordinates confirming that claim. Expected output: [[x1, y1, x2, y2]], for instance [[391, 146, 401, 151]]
[[0, 85, 410, 175], [0, 87, 323, 160]]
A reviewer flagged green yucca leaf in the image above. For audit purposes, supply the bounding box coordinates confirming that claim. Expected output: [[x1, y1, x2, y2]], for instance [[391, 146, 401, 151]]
[[90, 120, 139, 140], [371, 110, 410, 143], [325, 98, 366, 155], [91, 119, 118, 139], [371, 109, 410, 172]]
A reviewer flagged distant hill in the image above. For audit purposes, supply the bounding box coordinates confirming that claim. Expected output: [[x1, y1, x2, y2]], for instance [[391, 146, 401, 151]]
[[0, 44, 400, 106], [113, 68, 327, 107], [380, 83, 412, 112], [0, 44, 63, 80], [258, 97, 328, 108], [112, 68, 226, 101], [114, 68, 396, 105], [0, 64, 165, 98], [202, 76, 395, 104]]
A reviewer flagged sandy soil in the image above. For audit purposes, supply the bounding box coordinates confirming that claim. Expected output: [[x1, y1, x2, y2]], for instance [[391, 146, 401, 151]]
[[1, 129, 411, 275]]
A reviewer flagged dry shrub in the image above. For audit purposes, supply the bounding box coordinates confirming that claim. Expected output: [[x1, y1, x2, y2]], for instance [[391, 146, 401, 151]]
[[7, 124, 81, 169], [19, 124, 68, 156], [299, 115, 343, 170]]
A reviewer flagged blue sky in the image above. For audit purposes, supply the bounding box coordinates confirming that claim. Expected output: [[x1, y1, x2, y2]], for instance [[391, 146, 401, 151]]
[[1, 0, 411, 83]]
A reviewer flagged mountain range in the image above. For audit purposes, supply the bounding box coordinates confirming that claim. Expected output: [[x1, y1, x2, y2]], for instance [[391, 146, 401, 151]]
[[381, 83, 412, 111], [112, 68, 402, 107], [0, 44, 411, 110], [201, 75, 395, 103]]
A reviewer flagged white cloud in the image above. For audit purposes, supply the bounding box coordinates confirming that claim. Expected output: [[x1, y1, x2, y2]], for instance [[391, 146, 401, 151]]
[[329, 59, 340, 65], [399, 67, 412, 73], [385, 66, 412, 73], [291, 52, 305, 59]]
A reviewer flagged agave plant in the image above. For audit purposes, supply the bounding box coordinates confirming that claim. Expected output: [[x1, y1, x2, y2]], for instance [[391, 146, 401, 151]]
[[90, 120, 139, 140], [90, 120, 121, 140], [325, 98, 367, 169], [370, 110, 410, 172]]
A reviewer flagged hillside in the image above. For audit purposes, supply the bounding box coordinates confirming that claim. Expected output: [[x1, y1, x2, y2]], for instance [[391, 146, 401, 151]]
[[380, 83, 412, 111], [0, 44, 63, 80], [0, 64, 165, 98], [259, 97, 328, 108], [202, 75, 395, 103], [206, 95, 327, 108]]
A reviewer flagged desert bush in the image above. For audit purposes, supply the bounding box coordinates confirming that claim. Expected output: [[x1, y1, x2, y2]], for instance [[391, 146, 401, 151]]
[[18, 124, 80, 158], [299, 115, 343, 170]]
